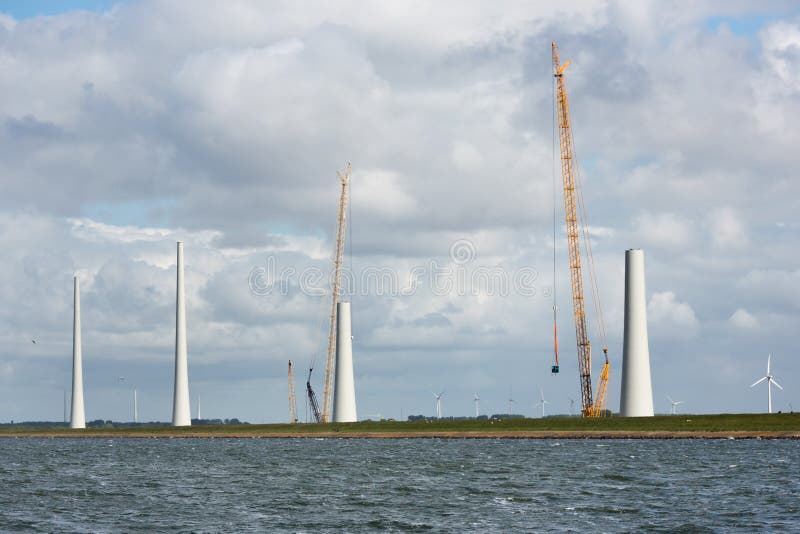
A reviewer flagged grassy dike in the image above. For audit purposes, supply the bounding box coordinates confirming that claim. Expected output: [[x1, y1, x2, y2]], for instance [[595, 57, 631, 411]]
[[1, 413, 799, 439]]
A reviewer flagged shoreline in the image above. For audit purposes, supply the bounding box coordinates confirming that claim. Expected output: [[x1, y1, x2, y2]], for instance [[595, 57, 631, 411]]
[[4, 414, 798, 439], [2, 430, 799, 439]]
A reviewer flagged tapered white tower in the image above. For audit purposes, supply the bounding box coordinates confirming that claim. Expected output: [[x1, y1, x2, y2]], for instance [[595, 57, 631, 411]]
[[333, 301, 357, 422], [620, 249, 654, 417], [133, 389, 138, 423], [70, 276, 86, 429], [172, 241, 191, 426]]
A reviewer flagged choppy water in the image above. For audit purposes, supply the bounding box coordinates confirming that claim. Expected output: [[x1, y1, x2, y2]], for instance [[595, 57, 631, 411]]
[[0, 438, 798, 532]]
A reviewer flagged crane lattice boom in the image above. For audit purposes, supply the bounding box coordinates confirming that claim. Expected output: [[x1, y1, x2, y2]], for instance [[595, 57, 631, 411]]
[[552, 41, 610, 417], [321, 163, 351, 423]]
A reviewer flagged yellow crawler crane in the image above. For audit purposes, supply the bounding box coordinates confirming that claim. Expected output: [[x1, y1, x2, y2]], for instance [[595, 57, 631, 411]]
[[552, 42, 610, 418]]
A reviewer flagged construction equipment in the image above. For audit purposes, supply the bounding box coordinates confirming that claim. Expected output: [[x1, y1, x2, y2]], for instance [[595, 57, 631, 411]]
[[552, 41, 610, 418], [288, 360, 298, 423], [320, 163, 351, 423], [306, 368, 322, 423]]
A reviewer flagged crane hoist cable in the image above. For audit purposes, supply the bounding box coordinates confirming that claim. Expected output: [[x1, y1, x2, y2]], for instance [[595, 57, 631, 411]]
[[551, 63, 560, 375]]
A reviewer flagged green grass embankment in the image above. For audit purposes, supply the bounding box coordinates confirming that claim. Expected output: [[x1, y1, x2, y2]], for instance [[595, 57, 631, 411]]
[[1, 413, 799, 438]]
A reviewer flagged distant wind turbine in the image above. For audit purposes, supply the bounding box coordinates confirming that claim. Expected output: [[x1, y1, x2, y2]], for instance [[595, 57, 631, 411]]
[[535, 389, 550, 418], [667, 396, 684, 415], [473, 393, 480, 417], [568, 397, 575, 416], [433, 391, 444, 418], [751, 354, 783, 414]]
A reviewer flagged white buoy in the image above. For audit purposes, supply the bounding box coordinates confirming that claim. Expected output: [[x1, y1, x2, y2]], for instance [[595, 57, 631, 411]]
[[70, 276, 86, 429], [333, 301, 357, 422], [619, 249, 654, 417], [172, 241, 191, 426]]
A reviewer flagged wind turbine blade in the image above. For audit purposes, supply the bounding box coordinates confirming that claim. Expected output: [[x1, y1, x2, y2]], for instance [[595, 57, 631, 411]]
[[771, 379, 783, 391], [751, 377, 767, 387], [676, 401, 684, 405], [767, 353, 771, 375], [667, 395, 674, 403]]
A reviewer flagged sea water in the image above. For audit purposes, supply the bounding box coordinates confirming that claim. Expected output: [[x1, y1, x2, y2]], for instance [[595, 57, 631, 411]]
[[0, 438, 798, 532]]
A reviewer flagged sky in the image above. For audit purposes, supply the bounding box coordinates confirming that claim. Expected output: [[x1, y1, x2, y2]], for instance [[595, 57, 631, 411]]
[[1, 0, 799, 423]]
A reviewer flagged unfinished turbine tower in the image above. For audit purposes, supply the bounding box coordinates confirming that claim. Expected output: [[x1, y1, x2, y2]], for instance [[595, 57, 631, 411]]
[[619, 249, 654, 417], [332, 302, 357, 422], [70, 275, 86, 429], [172, 241, 191, 427]]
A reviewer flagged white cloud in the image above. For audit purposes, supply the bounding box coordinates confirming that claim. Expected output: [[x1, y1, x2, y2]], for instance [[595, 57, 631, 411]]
[[0, 13, 15, 31], [709, 207, 748, 250], [69, 218, 180, 243], [761, 21, 800, 93], [648, 291, 698, 330], [351, 168, 417, 218], [729, 308, 760, 329], [451, 141, 483, 172], [632, 212, 693, 250]]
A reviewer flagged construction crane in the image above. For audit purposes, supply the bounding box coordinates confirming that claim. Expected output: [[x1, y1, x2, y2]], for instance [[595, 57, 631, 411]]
[[306, 368, 322, 423], [552, 41, 610, 418], [288, 360, 298, 423], [320, 162, 351, 423]]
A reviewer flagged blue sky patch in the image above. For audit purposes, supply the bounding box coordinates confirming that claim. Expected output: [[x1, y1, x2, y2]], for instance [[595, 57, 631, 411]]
[[0, 0, 125, 19]]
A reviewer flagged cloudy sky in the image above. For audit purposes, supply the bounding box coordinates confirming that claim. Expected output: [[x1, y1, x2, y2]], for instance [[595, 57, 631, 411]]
[[1, 0, 799, 423]]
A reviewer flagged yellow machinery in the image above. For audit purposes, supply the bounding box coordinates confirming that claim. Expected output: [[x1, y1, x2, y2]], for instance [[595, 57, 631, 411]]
[[552, 42, 610, 418]]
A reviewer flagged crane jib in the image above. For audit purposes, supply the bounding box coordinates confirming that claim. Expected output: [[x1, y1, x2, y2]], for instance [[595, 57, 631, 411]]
[[551, 41, 611, 418]]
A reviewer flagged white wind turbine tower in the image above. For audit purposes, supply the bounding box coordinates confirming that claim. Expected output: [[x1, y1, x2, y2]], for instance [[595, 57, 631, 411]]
[[433, 391, 444, 418], [667, 396, 684, 415], [473, 394, 480, 417], [535, 389, 550, 418], [751, 354, 783, 414]]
